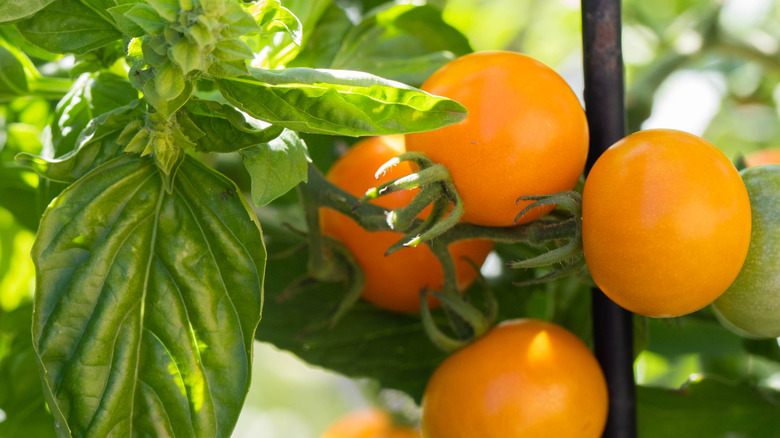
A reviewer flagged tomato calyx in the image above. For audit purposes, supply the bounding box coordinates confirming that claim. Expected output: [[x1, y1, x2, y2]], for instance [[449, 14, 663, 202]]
[[508, 191, 589, 287], [354, 151, 465, 250], [420, 277, 497, 352]]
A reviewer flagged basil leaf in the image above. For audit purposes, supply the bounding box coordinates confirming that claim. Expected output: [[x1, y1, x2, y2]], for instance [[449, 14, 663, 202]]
[[0, 0, 56, 24], [180, 98, 284, 153], [330, 4, 472, 87], [15, 0, 122, 55], [216, 67, 467, 136], [32, 154, 265, 437], [240, 129, 309, 207], [17, 100, 144, 184]]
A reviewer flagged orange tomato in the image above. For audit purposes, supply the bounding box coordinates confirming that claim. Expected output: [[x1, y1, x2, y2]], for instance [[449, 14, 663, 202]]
[[744, 148, 780, 167], [320, 408, 421, 438], [582, 129, 752, 317], [320, 136, 493, 313], [405, 51, 589, 227], [421, 319, 608, 438]]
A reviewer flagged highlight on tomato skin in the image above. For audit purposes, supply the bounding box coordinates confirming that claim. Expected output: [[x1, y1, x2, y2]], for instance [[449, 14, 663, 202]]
[[319, 135, 493, 313], [420, 319, 608, 438], [405, 51, 589, 227], [581, 129, 752, 318]]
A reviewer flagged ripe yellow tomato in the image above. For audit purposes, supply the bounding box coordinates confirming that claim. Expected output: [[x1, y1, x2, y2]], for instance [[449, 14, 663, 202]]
[[320, 136, 493, 313], [421, 319, 608, 438], [582, 129, 752, 317], [320, 408, 421, 438], [405, 51, 589, 227]]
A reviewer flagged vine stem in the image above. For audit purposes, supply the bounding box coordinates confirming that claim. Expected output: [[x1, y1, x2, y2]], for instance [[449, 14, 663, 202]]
[[582, 0, 637, 437]]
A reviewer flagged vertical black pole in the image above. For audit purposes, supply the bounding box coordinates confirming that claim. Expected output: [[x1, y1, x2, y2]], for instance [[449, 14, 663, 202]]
[[581, 1, 637, 437]]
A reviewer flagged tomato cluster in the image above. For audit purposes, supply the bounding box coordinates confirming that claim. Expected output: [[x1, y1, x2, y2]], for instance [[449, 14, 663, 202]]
[[319, 51, 768, 437]]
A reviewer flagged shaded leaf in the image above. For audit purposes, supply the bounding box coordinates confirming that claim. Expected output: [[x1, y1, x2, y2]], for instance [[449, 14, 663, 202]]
[[32, 154, 265, 437], [0, 166, 39, 230], [180, 98, 284, 153], [216, 67, 468, 136], [330, 3, 472, 87], [17, 100, 144, 184], [256, 230, 447, 403], [0, 304, 56, 438], [638, 378, 780, 437], [0, 40, 28, 100], [240, 129, 309, 206]]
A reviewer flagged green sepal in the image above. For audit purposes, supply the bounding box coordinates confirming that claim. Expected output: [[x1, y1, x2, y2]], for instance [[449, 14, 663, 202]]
[[170, 38, 205, 74], [220, 2, 260, 38], [124, 3, 166, 36], [213, 38, 254, 62], [143, 76, 193, 119], [154, 61, 186, 101], [146, 0, 180, 22]]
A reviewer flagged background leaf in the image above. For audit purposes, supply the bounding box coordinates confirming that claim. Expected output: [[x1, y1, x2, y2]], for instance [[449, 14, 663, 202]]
[[216, 67, 467, 136], [15, 0, 122, 55], [637, 378, 780, 437], [240, 129, 310, 207], [31, 154, 265, 437], [329, 3, 472, 87], [0, 0, 57, 24], [0, 304, 56, 438]]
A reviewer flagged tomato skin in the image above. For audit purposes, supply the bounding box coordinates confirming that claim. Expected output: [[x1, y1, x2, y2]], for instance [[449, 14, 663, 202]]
[[320, 136, 493, 313], [582, 129, 752, 317], [405, 51, 589, 227], [421, 319, 608, 438], [320, 408, 421, 438], [712, 165, 780, 338]]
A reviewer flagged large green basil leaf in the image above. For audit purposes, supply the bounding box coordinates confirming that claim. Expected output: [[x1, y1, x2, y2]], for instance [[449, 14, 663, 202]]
[[0, 0, 56, 24], [15, 0, 122, 55], [216, 67, 467, 136], [179, 98, 284, 153], [329, 3, 471, 87], [31, 154, 265, 437], [240, 129, 309, 207]]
